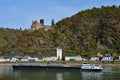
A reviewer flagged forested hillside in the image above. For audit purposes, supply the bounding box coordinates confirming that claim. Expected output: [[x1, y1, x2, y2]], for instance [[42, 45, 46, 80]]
[[55, 5, 120, 55], [0, 5, 120, 56]]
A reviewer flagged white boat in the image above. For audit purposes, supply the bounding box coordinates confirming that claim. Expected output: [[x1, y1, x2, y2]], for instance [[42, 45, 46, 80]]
[[81, 63, 103, 71]]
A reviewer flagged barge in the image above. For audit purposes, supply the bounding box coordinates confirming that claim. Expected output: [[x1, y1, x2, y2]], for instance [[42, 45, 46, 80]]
[[12, 64, 81, 71], [12, 63, 103, 71]]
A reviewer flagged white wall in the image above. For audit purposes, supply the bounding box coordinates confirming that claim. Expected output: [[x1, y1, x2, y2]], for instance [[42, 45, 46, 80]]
[[57, 47, 62, 60]]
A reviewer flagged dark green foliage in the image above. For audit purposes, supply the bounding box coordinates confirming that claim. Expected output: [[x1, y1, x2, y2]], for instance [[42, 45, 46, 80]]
[[51, 19, 55, 26]]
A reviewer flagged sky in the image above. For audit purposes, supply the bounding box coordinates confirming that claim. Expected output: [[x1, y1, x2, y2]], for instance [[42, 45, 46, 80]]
[[0, 0, 120, 29]]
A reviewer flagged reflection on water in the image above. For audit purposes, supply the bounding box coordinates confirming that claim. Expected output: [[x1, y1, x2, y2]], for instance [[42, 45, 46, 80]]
[[0, 65, 12, 74], [82, 67, 120, 80], [12, 70, 82, 80], [82, 72, 103, 80], [0, 66, 119, 80], [103, 67, 112, 71], [56, 73, 63, 80]]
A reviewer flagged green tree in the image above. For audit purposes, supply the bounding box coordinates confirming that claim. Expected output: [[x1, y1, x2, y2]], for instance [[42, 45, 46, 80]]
[[51, 19, 55, 26]]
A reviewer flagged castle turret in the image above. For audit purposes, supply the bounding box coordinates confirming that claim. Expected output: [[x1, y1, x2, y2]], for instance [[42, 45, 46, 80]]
[[40, 19, 44, 26]]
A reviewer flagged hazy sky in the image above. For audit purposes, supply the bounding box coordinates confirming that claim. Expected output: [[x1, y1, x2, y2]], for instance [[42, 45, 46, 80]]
[[0, 0, 120, 29]]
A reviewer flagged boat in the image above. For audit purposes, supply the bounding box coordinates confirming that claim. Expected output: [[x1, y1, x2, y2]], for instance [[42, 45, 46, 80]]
[[81, 63, 103, 71], [12, 64, 81, 71]]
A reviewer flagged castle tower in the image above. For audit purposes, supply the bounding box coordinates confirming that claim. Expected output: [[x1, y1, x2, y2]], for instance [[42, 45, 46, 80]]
[[56, 47, 62, 60], [40, 19, 44, 26]]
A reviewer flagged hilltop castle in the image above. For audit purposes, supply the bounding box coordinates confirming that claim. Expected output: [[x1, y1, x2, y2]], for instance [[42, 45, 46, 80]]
[[30, 19, 51, 31]]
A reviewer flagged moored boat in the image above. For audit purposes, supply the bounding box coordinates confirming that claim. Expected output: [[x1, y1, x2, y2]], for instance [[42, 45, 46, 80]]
[[81, 63, 103, 71], [12, 64, 81, 71]]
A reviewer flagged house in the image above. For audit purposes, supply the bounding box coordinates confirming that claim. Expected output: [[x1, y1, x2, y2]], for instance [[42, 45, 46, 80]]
[[28, 56, 38, 62], [21, 56, 29, 62], [10, 57, 17, 62], [97, 53, 103, 57], [112, 53, 119, 60], [15, 55, 23, 61], [101, 54, 113, 61], [3, 56, 10, 62], [0, 56, 9, 62], [76, 55, 84, 61], [50, 57, 57, 61], [65, 56, 76, 61], [90, 55, 99, 61], [37, 56, 43, 62], [65, 55, 85, 61], [45, 56, 57, 62], [42, 57, 47, 61]]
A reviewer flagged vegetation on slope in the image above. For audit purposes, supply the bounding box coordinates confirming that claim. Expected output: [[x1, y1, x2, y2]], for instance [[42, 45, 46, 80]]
[[55, 5, 120, 55], [0, 5, 120, 56]]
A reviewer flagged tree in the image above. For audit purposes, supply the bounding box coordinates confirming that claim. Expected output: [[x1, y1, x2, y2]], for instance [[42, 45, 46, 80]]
[[51, 19, 55, 26], [20, 28, 22, 30]]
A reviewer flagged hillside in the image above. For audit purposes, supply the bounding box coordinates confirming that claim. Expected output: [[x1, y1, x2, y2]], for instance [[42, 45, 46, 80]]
[[0, 5, 120, 56], [0, 28, 23, 55], [55, 5, 120, 55]]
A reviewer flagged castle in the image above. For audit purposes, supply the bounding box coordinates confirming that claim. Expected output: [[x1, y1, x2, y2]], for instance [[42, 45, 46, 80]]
[[30, 19, 51, 31]]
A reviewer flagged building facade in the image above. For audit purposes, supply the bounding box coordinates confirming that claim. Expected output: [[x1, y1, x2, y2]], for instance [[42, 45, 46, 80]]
[[56, 47, 62, 60], [30, 19, 50, 31]]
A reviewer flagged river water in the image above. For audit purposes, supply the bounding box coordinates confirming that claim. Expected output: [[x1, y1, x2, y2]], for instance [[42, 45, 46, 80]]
[[0, 65, 120, 80]]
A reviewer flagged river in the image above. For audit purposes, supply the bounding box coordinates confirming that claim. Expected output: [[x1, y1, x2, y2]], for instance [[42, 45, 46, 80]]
[[0, 65, 120, 80]]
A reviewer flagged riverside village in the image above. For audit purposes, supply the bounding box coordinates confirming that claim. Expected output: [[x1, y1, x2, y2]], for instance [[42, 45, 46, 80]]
[[0, 47, 120, 63]]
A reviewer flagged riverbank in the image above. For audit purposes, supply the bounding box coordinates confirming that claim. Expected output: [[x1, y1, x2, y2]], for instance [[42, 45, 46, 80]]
[[0, 61, 120, 68]]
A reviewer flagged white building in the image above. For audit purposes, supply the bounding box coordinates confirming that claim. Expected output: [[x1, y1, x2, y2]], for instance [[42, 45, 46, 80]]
[[65, 56, 76, 61], [90, 55, 99, 61], [65, 56, 84, 61], [118, 55, 120, 60], [10, 57, 17, 62], [46, 57, 57, 62], [101, 54, 113, 61], [0, 57, 9, 62], [57, 47, 62, 60]]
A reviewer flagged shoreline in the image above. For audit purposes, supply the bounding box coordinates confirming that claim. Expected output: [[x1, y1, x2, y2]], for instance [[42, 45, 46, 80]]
[[0, 62, 120, 68]]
